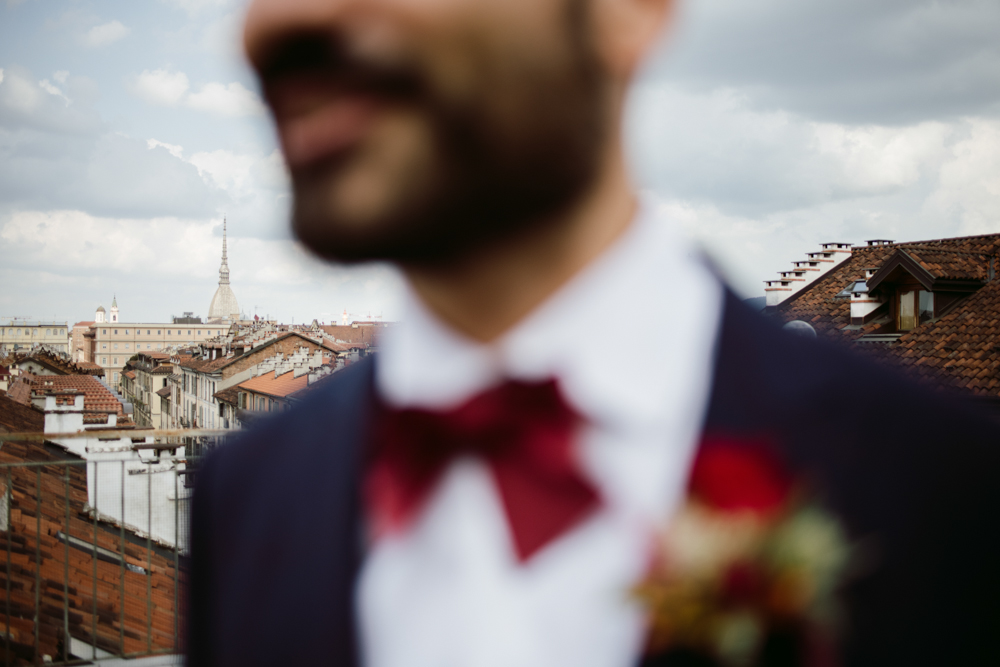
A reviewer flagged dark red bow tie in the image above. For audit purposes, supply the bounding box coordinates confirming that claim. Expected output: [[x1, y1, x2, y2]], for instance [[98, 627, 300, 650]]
[[366, 379, 601, 562]]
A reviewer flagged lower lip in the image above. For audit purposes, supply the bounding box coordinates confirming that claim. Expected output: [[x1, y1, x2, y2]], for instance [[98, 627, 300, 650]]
[[278, 97, 379, 171]]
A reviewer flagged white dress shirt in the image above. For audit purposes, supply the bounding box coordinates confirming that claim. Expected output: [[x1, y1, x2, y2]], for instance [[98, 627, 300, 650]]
[[359, 199, 725, 667]]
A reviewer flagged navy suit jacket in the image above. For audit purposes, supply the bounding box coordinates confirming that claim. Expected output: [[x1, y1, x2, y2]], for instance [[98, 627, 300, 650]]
[[186, 291, 1000, 667]]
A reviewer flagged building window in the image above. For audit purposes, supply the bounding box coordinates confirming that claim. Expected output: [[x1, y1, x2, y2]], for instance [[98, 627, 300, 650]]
[[102, 329, 107, 335], [898, 290, 917, 331], [147, 344, 151, 350], [102, 344, 107, 349], [114, 329, 118, 335], [919, 291, 934, 323], [125, 329, 129, 335], [113, 357, 118, 364], [46, 329, 51, 335], [16, 329, 21, 335], [147, 330, 151, 335], [188, 330, 192, 335], [125, 344, 129, 350], [114, 372, 119, 383], [167, 330, 171, 336], [114, 344, 118, 349], [102, 357, 107, 364]]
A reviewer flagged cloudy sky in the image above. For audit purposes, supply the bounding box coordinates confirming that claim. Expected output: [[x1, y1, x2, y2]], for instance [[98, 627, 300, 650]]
[[2, 0, 999, 325]]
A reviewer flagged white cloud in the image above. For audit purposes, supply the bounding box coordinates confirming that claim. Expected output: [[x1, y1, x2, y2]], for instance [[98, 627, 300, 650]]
[[146, 138, 185, 159], [0, 209, 405, 324], [163, 0, 235, 17], [132, 69, 264, 117], [811, 121, 951, 195], [52, 70, 69, 84], [84, 20, 130, 48], [925, 119, 1000, 236], [0, 210, 214, 275], [1, 68, 42, 114], [185, 81, 265, 117], [38, 79, 70, 105], [133, 68, 190, 106], [256, 149, 291, 190], [188, 149, 256, 191]]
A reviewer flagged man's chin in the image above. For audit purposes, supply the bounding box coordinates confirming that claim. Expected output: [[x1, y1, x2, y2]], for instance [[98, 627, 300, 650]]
[[291, 207, 445, 265]]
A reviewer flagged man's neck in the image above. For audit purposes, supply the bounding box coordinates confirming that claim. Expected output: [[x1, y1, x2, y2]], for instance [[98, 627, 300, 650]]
[[403, 147, 636, 343]]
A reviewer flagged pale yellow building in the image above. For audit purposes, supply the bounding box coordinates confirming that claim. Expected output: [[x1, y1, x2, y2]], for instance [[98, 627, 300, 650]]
[[89, 300, 230, 387], [0, 320, 69, 355]]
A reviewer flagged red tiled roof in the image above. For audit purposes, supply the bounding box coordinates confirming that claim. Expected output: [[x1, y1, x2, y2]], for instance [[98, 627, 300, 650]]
[[771, 232, 1000, 398], [173, 355, 229, 373], [286, 370, 340, 400], [213, 386, 240, 406], [30, 376, 125, 417], [9, 351, 104, 377], [869, 279, 1000, 396], [0, 440, 179, 658], [238, 370, 308, 398], [317, 324, 389, 346], [6, 375, 34, 405], [76, 361, 104, 373], [904, 247, 992, 281], [0, 393, 44, 433]]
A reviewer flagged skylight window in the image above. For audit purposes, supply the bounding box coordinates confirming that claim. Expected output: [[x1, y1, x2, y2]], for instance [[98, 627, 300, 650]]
[[56, 531, 147, 575]]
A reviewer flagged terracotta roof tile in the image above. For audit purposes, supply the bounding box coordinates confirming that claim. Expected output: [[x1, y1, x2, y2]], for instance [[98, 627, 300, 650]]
[[771, 232, 1000, 399], [29, 376, 125, 416], [237, 370, 308, 398], [0, 393, 44, 433], [0, 441, 180, 658], [213, 386, 240, 406]]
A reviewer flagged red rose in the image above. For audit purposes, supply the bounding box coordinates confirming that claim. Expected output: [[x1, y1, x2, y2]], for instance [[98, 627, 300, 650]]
[[689, 438, 792, 514]]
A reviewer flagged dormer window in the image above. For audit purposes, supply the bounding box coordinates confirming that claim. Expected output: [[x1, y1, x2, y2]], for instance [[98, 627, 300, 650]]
[[864, 247, 987, 334], [897, 290, 934, 331]]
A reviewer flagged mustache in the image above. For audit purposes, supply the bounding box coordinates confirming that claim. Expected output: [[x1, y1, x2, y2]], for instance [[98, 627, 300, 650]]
[[257, 32, 426, 101]]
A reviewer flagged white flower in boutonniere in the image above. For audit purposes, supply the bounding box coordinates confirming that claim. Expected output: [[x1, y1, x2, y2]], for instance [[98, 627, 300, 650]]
[[633, 437, 851, 667]]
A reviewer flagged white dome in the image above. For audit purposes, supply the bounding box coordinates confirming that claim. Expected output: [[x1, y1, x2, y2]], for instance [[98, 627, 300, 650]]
[[207, 217, 239, 322], [208, 284, 240, 321]]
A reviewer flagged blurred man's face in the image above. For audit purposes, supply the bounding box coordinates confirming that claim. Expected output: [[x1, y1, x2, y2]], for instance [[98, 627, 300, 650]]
[[244, 0, 609, 265]]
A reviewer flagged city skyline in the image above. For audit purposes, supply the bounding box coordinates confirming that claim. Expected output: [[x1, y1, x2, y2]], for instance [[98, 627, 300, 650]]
[[2, 0, 999, 324]]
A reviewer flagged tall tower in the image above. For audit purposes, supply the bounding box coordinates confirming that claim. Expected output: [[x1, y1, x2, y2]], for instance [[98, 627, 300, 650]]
[[95, 305, 106, 324], [219, 217, 230, 286], [208, 217, 241, 322], [110, 295, 119, 323]]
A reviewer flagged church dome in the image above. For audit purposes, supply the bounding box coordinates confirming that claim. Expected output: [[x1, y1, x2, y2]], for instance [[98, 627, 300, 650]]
[[209, 284, 240, 321], [96, 306, 106, 313], [207, 217, 240, 322]]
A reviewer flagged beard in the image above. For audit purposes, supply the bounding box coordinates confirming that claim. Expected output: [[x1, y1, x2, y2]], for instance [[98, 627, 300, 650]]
[[264, 0, 608, 266]]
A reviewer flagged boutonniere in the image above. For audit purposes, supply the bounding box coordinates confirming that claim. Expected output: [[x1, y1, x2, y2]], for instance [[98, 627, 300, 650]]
[[633, 437, 850, 667]]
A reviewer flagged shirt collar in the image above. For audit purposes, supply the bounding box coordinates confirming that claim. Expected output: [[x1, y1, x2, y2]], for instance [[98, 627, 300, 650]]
[[376, 198, 724, 431]]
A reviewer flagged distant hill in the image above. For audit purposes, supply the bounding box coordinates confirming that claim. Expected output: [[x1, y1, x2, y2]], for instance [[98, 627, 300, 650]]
[[744, 296, 766, 311]]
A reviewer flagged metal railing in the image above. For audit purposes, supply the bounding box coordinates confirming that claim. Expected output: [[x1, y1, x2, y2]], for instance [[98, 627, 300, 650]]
[[0, 430, 232, 665]]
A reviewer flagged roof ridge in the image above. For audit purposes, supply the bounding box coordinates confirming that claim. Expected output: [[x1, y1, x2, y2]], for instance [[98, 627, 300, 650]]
[[900, 245, 996, 257], [895, 231, 1000, 245]]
